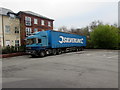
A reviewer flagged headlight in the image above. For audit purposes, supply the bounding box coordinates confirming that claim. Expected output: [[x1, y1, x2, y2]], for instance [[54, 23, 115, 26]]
[[26, 47, 31, 50]]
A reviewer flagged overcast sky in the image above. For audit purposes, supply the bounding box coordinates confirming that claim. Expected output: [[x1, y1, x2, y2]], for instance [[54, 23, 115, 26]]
[[0, 0, 119, 29]]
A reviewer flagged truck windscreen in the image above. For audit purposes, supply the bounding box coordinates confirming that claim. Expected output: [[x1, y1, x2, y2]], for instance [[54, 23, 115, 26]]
[[26, 38, 37, 45], [26, 38, 42, 45]]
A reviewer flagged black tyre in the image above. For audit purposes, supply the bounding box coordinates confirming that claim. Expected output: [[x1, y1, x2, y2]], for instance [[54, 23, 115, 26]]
[[45, 50, 49, 55], [78, 48, 81, 51], [40, 51, 45, 57], [80, 47, 84, 51], [31, 55, 37, 58], [76, 48, 79, 52], [65, 48, 69, 53], [81, 47, 84, 51], [52, 49, 57, 55], [57, 49, 62, 55]]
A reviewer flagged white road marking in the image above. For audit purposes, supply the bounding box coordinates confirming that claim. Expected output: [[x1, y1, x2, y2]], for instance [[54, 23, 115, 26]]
[[107, 55, 118, 59], [86, 54, 91, 56]]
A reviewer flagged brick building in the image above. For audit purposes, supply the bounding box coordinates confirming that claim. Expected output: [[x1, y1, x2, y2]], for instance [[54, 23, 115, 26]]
[[17, 11, 54, 45]]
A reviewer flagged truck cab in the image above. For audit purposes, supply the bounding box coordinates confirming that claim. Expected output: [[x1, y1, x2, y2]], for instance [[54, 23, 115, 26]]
[[26, 31, 48, 57]]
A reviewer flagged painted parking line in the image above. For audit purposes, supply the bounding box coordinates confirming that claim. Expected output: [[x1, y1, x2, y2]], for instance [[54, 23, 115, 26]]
[[107, 55, 118, 59]]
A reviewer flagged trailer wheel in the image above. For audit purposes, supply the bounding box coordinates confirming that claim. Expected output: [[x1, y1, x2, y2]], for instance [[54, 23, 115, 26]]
[[76, 48, 79, 52], [65, 48, 69, 53], [45, 50, 50, 55], [52, 49, 57, 55], [40, 51, 45, 57], [80, 47, 84, 51], [57, 49, 62, 55], [31, 55, 37, 58], [82, 47, 84, 51], [78, 48, 81, 51]]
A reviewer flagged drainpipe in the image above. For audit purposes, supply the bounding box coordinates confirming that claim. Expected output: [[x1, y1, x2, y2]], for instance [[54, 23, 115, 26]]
[[2, 15, 5, 47]]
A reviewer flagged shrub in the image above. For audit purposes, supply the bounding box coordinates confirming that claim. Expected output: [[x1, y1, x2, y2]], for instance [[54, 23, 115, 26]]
[[90, 25, 119, 49], [1, 45, 26, 54]]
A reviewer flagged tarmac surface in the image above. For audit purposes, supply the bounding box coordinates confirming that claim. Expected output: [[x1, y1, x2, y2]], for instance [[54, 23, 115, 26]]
[[2, 49, 119, 88]]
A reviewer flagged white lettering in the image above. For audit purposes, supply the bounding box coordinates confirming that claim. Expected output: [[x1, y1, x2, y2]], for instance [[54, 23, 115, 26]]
[[59, 36, 64, 44], [59, 36, 84, 44]]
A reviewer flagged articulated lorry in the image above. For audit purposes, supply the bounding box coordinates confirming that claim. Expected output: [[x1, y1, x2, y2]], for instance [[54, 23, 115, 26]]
[[26, 30, 86, 57]]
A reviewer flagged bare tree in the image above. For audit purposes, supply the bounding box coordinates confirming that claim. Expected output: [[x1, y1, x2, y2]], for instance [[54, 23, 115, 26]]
[[89, 20, 103, 31], [58, 26, 68, 32]]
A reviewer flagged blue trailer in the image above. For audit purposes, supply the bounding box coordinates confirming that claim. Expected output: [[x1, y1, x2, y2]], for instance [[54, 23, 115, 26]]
[[26, 30, 86, 57]]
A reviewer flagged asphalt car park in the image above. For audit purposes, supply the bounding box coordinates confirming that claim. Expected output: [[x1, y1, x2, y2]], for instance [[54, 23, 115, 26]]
[[2, 49, 119, 88]]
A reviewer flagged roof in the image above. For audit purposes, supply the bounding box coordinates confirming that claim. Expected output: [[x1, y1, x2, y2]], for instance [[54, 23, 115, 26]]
[[0, 7, 14, 16], [19, 11, 54, 21]]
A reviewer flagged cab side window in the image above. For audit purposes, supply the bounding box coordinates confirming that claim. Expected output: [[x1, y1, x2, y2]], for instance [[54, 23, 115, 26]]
[[38, 39, 41, 43]]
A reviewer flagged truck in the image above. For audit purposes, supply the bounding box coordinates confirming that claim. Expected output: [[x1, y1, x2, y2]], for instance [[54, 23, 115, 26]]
[[26, 30, 86, 57]]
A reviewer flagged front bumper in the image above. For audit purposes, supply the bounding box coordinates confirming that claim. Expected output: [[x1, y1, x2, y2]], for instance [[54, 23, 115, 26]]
[[26, 50, 36, 55]]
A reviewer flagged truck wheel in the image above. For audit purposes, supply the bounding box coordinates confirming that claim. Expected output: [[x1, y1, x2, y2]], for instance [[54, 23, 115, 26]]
[[57, 49, 62, 55], [78, 48, 81, 51], [65, 48, 69, 53], [52, 49, 57, 55], [45, 50, 50, 55], [81, 47, 84, 51], [31, 55, 37, 58], [80, 47, 84, 51], [76, 48, 79, 52], [40, 51, 45, 57]]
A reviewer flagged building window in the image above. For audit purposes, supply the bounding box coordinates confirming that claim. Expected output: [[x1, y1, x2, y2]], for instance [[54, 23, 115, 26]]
[[15, 27, 19, 33], [5, 40, 10, 46], [41, 20, 45, 25], [5, 25, 10, 34], [25, 16, 31, 26], [26, 27, 32, 36], [34, 18, 38, 24], [15, 40, 19, 47], [9, 14, 16, 19], [48, 21, 51, 27], [34, 28, 38, 32]]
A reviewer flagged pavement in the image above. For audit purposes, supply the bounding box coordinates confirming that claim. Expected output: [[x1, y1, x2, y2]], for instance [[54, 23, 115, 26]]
[[0, 52, 26, 58], [2, 49, 119, 88]]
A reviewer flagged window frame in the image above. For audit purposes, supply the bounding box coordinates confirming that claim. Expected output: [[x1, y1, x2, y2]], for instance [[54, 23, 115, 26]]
[[15, 40, 19, 47], [34, 18, 38, 24], [26, 27, 32, 36], [5, 25, 10, 34], [15, 27, 19, 33], [9, 14, 16, 19], [5, 40, 10, 46], [48, 21, 51, 27], [25, 16, 31, 26], [41, 20, 45, 25]]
